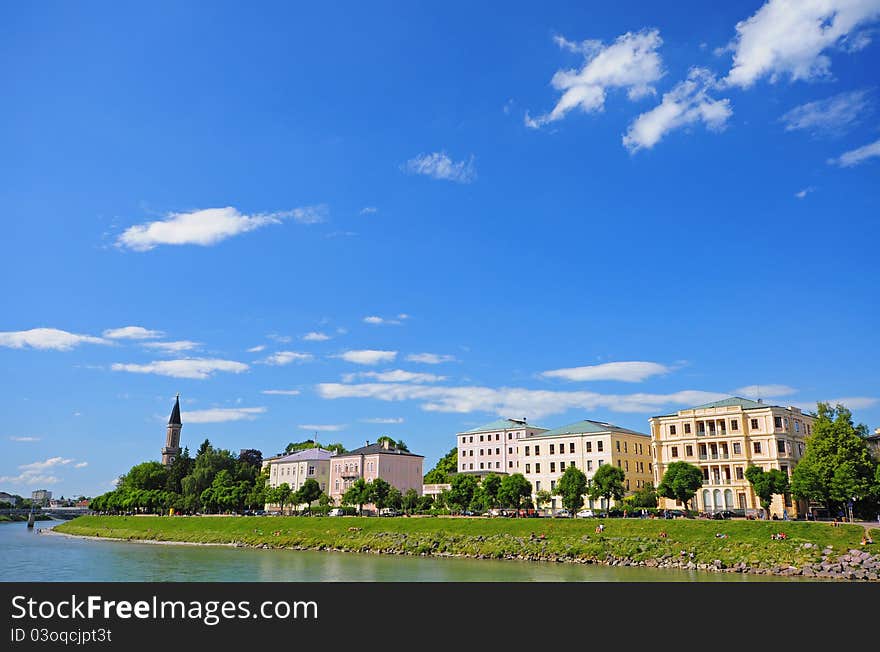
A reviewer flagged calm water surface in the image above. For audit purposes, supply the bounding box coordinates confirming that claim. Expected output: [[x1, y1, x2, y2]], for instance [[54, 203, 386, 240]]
[[1, 520, 807, 582]]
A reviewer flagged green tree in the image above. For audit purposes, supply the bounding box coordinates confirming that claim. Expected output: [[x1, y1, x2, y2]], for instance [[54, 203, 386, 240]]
[[342, 478, 371, 515], [625, 483, 658, 508], [657, 461, 703, 511], [368, 478, 392, 514], [588, 464, 627, 512], [790, 403, 877, 517], [268, 483, 293, 514], [480, 473, 502, 508], [246, 470, 269, 510], [165, 447, 193, 494], [446, 474, 478, 513], [424, 447, 458, 484], [556, 466, 588, 515], [375, 435, 409, 452], [402, 488, 419, 515], [534, 489, 553, 515], [295, 478, 323, 514], [416, 494, 435, 512], [498, 474, 532, 514], [744, 466, 789, 518], [387, 487, 403, 511], [121, 461, 168, 491]]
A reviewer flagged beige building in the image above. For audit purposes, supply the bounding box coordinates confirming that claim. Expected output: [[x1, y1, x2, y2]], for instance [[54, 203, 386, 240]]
[[328, 440, 424, 505], [457, 418, 548, 474], [516, 420, 653, 511], [649, 397, 816, 517], [262, 448, 332, 512]]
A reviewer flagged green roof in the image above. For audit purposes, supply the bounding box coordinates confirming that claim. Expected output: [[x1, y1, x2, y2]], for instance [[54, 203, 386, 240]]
[[532, 419, 648, 438], [460, 418, 546, 434], [688, 397, 770, 410]]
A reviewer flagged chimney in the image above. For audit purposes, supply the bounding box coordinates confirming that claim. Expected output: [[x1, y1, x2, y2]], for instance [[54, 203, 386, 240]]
[[757, 399, 763, 404], [365, 440, 370, 447], [382, 439, 390, 450]]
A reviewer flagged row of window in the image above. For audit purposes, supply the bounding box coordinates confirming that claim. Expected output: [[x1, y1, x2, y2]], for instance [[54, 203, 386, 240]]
[[461, 432, 519, 444], [668, 439, 799, 458], [522, 441, 605, 456], [273, 465, 317, 476], [462, 447, 513, 457], [668, 417, 812, 436]]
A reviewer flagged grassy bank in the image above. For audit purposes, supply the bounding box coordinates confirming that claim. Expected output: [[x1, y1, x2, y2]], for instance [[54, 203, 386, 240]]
[[56, 515, 880, 578]]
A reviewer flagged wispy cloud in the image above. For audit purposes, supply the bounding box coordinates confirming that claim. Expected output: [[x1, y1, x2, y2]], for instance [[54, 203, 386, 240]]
[[9, 436, 41, 442], [0, 456, 77, 488], [247, 345, 266, 353], [142, 340, 201, 353], [184, 407, 267, 423], [261, 389, 302, 396], [526, 28, 664, 128], [111, 358, 248, 379], [827, 136, 880, 167], [74, 462, 88, 468], [360, 207, 378, 215], [116, 205, 326, 251], [732, 384, 798, 398], [344, 369, 446, 383], [795, 187, 815, 199], [298, 424, 345, 432], [406, 352, 456, 364], [780, 89, 872, 136], [792, 396, 879, 412], [258, 351, 314, 366], [102, 326, 163, 340], [0, 328, 109, 351], [723, 0, 880, 88], [623, 67, 731, 152], [337, 350, 398, 365], [361, 417, 404, 424], [317, 382, 728, 420], [302, 331, 331, 341], [404, 152, 476, 183], [363, 314, 409, 326], [541, 361, 670, 383]]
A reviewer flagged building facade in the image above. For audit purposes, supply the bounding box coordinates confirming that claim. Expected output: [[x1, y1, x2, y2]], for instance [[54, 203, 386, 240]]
[[328, 440, 424, 505], [31, 489, 52, 506], [457, 418, 548, 474], [649, 397, 816, 517], [516, 420, 653, 510], [161, 394, 182, 466], [262, 448, 332, 512]]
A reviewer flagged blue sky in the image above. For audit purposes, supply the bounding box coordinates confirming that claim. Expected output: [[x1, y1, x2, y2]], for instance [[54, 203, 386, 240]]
[[2, 1, 878, 498]]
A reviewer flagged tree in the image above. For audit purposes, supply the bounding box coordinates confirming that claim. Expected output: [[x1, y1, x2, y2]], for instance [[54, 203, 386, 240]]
[[424, 447, 458, 484], [121, 462, 168, 491], [445, 474, 478, 513], [269, 483, 293, 514], [534, 489, 553, 515], [295, 478, 323, 514], [625, 483, 658, 508], [402, 488, 419, 515], [657, 461, 703, 511], [480, 473, 502, 508], [285, 440, 347, 455], [556, 466, 588, 515], [165, 447, 193, 494], [237, 449, 263, 469], [375, 435, 409, 452], [369, 478, 392, 514], [387, 487, 403, 511], [498, 474, 532, 514], [246, 470, 269, 510], [744, 466, 789, 518], [588, 464, 627, 512], [342, 478, 371, 515]]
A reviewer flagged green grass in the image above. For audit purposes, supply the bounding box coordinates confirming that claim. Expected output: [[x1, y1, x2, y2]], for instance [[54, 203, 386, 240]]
[[56, 515, 872, 571]]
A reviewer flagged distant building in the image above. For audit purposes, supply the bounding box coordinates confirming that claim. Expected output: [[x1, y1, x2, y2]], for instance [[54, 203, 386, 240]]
[[865, 428, 880, 459], [650, 397, 816, 517], [161, 394, 183, 466], [328, 440, 424, 506], [0, 491, 18, 506], [457, 418, 548, 474], [262, 447, 333, 512], [31, 489, 52, 506], [422, 483, 450, 502]]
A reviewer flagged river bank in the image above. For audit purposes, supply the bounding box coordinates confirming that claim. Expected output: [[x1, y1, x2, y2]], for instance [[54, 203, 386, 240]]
[[56, 515, 880, 581]]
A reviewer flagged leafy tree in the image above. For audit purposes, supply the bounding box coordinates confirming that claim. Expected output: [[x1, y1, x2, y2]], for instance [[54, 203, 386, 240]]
[[498, 474, 532, 513], [744, 465, 789, 518], [375, 435, 408, 452], [480, 473, 502, 508], [588, 464, 627, 511], [657, 461, 703, 511], [625, 483, 658, 508], [238, 449, 263, 469], [268, 483, 293, 514], [294, 478, 323, 514], [424, 447, 458, 484], [246, 470, 269, 510], [469, 487, 490, 513], [402, 488, 419, 514], [387, 487, 403, 511], [121, 462, 168, 491], [196, 438, 211, 458], [369, 478, 392, 514], [534, 489, 552, 515], [445, 474, 478, 513], [342, 478, 371, 515], [416, 494, 435, 512], [284, 440, 347, 455], [165, 448, 192, 493], [556, 466, 587, 515]]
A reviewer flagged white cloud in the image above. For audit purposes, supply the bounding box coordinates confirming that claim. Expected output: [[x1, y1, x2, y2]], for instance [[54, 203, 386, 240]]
[[827, 136, 880, 166], [111, 358, 249, 379], [20, 457, 73, 471], [337, 350, 398, 365], [259, 351, 314, 366], [261, 389, 301, 396], [184, 407, 267, 423], [361, 417, 405, 424], [733, 384, 799, 398], [724, 0, 880, 88], [406, 352, 456, 364], [268, 334, 293, 343], [360, 207, 378, 215], [526, 28, 664, 128], [780, 89, 872, 135], [247, 345, 266, 353], [0, 456, 77, 488], [102, 326, 163, 340], [348, 369, 447, 383], [317, 382, 728, 420], [623, 67, 732, 152], [116, 205, 326, 251], [298, 424, 345, 432], [795, 187, 815, 199], [142, 340, 201, 353], [363, 314, 408, 326], [74, 462, 88, 468], [0, 328, 108, 351], [302, 331, 331, 341], [541, 361, 670, 383], [826, 396, 879, 409], [404, 152, 476, 183], [9, 436, 40, 442]]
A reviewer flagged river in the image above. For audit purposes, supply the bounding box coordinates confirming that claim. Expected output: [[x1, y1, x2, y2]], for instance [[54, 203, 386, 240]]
[[1, 520, 807, 582]]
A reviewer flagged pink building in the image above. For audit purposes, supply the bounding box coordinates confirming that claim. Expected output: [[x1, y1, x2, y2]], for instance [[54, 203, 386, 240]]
[[457, 418, 548, 474], [328, 440, 424, 505]]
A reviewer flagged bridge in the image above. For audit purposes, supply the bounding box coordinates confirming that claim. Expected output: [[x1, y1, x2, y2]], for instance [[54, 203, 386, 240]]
[[1, 507, 91, 520]]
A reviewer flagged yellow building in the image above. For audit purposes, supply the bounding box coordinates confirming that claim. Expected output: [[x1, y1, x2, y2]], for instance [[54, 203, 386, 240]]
[[649, 397, 816, 517], [516, 420, 653, 512]]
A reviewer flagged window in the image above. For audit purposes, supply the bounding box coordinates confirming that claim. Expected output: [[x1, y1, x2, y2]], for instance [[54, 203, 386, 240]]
[[733, 442, 742, 455], [750, 419, 759, 430], [469, 450, 474, 457], [469, 463, 473, 470], [508, 447, 513, 454], [334, 480, 339, 490], [496, 448, 500, 455], [535, 446, 540, 455], [625, 461, 629, 471], [731, 419, 738, 431], [508, 461, 513, 468], [535, 463, 541, 473], [308, 466, 315, 476], [550, 462, 556, 473], [685, 445, 693, 457], [670, 425, 677, 435], [780, 464, 788, 476], [570, 460, 576, 469], [496, 462, 500, 469], [480, 435, 484, 442], [585, 442, 592, 453], [671, 446, 679, 458], [626, 479, 630, 490], [549, 444, 555, 454], [598, 459, 604, 467], [777, 440, 786, 454], [569, 442, 575, 453], [735, 467, 744, 480], [587, 460, 593, 471], [560, 462, 566, 471], [617, 459, 622, 468], [461, 436, 466, 444], [616, 441, 621, 451], [597, 441, 604, 452], [525, 464, 531, 474], [753, 442, 762, 454], [525, 446, 530, 456], [479, 449, 484, 456], [794, 421, 800, 433], [469, 436, 473, 443], [480, 462, 484, 470], [508, 432, 512, 440], [774, 416, 783, 429], [684, 423, 691, 434], [624, 442, 628, 453], [535, 481, 540, 491], [550, 480, 556, 491], [648, 463, 652, 472], [496, 433, 500, 441]]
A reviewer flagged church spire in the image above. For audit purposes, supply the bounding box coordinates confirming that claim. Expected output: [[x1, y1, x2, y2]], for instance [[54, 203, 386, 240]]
[[162, 393, 183, 466], [168, 392, 182, 426]]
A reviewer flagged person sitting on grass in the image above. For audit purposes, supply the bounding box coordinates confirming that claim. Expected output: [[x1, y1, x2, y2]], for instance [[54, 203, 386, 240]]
[[658, 530, 667, 538]]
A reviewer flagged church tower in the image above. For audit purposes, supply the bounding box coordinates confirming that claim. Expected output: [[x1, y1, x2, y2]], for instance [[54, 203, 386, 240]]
[[162, 393, 182, 466]]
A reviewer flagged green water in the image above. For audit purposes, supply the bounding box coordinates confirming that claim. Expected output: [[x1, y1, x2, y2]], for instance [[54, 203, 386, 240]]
[[1, 520, 809, 582]]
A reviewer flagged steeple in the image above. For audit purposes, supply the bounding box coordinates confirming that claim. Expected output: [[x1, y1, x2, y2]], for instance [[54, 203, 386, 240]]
[[162, 393, 183, 466]]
